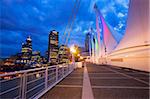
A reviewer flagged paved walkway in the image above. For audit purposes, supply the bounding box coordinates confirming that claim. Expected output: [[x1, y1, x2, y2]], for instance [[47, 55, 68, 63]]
[[41, 63, 149, 99]]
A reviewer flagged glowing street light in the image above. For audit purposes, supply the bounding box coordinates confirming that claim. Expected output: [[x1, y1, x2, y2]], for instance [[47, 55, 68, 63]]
[[70, 45, 76, 54], [77, 54, 80, 57], [80, 56, 83, 60], [70, 45, 77, 64]]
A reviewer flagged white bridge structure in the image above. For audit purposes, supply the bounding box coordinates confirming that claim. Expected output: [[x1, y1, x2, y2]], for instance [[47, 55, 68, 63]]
[[90, 0, 150, 72]]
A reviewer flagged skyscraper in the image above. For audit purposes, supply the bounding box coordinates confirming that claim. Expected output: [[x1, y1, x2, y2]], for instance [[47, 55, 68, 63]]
[[48, 30, 59, 64], [21, 36, 32, 64], [58, 45, 71, 64], [85, 32, 90, 53]]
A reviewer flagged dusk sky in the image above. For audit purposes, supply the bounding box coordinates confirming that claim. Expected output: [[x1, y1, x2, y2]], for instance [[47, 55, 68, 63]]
[[0, 0, 129, 58]]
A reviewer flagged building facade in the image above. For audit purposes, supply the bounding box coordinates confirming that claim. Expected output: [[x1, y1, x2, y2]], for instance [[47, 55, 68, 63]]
[[21, 36, 32, 64], [85, 32, 90, 53], [31, 51, 41, 63], [48, 30, 59, 64], [58, 45, 71, 64]]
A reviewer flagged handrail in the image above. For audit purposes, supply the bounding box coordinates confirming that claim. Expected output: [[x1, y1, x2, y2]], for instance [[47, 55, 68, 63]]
[[0, 62, 80, 99], [0, 65, 56, 77]]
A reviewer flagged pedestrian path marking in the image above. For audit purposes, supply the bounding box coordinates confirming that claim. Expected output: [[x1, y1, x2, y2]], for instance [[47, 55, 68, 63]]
[[82, 64, 94, 99]]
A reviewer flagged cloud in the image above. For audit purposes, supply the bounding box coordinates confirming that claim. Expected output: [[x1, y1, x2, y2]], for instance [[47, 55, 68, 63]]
[[74, 25, 82, 32], [118, 22, 124, 28], [115, 0, 129, 9], [83, 30, 88, 34], [118, 12, 125, 18]]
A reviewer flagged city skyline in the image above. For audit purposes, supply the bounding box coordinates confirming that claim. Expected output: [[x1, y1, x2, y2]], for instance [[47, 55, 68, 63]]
[[0, 0, 129, 57]]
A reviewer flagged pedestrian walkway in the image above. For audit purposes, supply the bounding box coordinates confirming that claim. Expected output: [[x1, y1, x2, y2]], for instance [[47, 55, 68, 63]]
[[41, 67, 83, 99], [41, 63, 149, 99]]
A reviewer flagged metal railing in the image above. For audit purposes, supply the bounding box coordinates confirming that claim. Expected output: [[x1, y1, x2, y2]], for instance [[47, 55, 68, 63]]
[[0, 63, 77, 99]]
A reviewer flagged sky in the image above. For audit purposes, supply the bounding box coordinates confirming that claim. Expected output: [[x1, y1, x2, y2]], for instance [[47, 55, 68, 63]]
[[0, 0, 129, 58]]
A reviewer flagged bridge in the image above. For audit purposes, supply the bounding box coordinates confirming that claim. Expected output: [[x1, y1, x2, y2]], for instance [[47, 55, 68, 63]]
[[0, 62, 149, 99], [0, 0, 149, 99]]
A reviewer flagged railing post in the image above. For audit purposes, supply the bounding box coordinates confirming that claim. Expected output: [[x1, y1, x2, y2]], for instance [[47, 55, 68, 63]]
[[73, 62, 75, 70], [69, 64, 73, 73], [18, 74, 22, 99], [62, 65, 64, 77], [67, 64, 69, 73], [70, 64, 72, 73], [45, 68, 48, 89], [21, 72, 27, 99], [68, 64, 71, 73], [69, 64, 72, 73], [56, 65, 58, 81]]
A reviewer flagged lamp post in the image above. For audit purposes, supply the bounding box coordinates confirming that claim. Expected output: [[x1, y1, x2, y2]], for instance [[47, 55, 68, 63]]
[[70, 45, 76, 64]]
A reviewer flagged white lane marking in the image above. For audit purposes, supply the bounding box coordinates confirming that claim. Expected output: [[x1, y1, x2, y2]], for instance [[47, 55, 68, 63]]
[[56, 85, 82, 88], [92, 86, 150, 89], [104, 66, 149, 85], [82, 64, 94, 99]]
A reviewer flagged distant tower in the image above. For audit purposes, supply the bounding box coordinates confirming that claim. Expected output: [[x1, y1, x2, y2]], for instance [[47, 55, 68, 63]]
[[26, 36, 32, 51], [48, 30, 59, 64], [21, 36, 32, 64], [58, 45, 70, 64], [85, 32, 90, 53]]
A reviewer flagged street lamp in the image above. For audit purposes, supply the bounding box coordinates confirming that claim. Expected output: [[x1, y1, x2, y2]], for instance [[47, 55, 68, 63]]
[[70, 46, 76, 54], [70, 45, 76, 64]]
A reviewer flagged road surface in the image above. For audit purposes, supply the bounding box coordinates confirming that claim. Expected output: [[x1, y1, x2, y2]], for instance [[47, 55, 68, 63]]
[[41, 62, 149, 99]]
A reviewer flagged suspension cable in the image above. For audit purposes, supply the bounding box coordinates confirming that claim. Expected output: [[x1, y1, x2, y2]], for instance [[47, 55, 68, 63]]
[[65, 0, 82, 45], [63, 0, 79, 43], [55, 0, 81, 63]]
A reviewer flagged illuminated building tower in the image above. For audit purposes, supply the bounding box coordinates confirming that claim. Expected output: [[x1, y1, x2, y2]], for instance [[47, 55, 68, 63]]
[[26, 36, 32, 50], [46, 51, 48, 59], [21, 36, 32, 64], [44, 51, 48, 62], [15, 53, 22, 64], [85, 33, 90, 53], [31, 51, 41, 62], [48, 30, 59, 64], [58, 45, 71, 64]]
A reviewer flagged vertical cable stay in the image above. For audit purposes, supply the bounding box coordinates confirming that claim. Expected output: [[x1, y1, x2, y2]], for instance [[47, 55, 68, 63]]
[[62, 0, 79, 43], [65, 0, 82, 45], [56, 0, 81, 62]]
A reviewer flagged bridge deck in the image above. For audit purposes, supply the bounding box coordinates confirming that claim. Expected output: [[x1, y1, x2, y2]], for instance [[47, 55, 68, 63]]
[[41, 63, 149, 99]]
